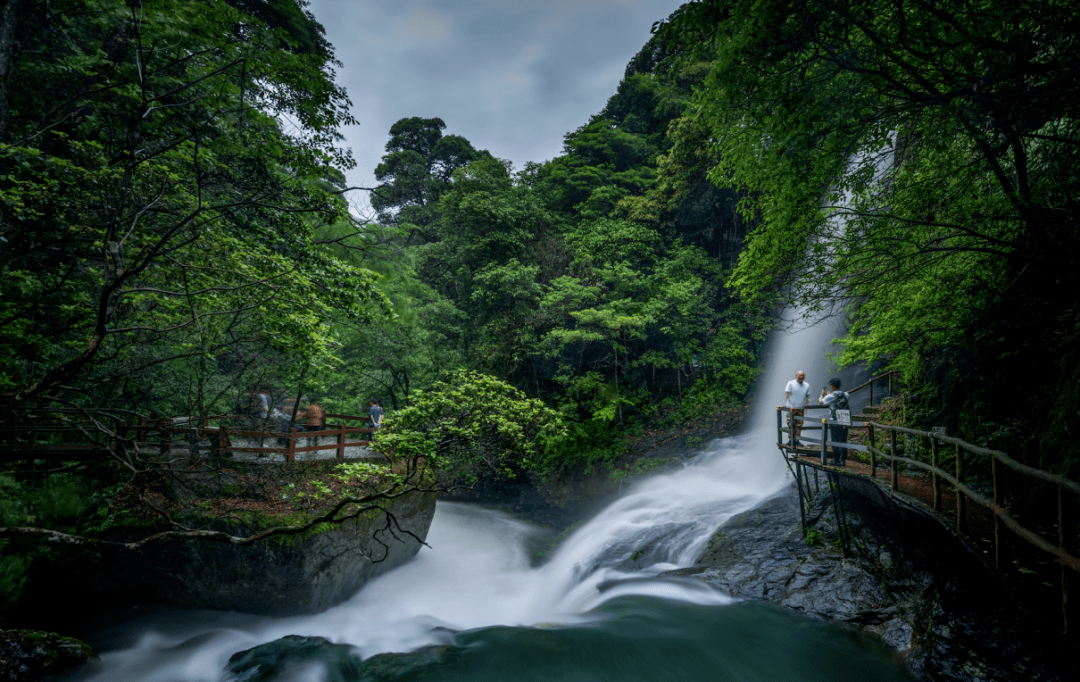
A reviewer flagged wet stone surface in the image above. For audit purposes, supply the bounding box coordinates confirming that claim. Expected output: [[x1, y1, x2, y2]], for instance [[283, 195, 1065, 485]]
[[664, 480, 1078, 682], [0, 629, 97, 681]]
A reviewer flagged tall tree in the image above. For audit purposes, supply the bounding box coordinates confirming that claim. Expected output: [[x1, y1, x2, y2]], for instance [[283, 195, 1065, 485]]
[[372, 116, 486, 241], [661, 0, 1080, 470]]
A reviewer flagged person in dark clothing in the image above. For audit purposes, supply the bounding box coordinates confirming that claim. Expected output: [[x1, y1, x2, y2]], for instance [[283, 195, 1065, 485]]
[[818, 378, 851, 465], [368, 399, 383, 429]]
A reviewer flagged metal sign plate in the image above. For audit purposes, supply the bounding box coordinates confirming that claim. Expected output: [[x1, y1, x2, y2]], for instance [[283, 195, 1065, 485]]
[[836, 410, 851, 425]]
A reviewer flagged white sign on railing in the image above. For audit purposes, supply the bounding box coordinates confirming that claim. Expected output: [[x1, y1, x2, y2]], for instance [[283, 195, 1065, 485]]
[[836, 410, 851, 426]]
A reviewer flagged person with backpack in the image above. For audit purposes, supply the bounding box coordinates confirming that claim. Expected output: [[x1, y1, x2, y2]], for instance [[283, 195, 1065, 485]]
[[368, 399, 383, 429], [819, 378, 851, 466]]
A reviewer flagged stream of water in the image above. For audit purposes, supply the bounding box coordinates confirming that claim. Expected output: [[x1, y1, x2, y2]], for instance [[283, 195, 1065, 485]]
[[73, 311, 907, 681]]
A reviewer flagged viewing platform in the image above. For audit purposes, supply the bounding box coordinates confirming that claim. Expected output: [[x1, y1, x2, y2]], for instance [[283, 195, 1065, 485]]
[[0, 411, 381, 464], [774, 372, 1080, 638]]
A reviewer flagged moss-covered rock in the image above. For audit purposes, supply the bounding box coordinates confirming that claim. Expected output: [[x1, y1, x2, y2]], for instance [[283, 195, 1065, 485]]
[[0, 629, 96, 680], [18, 489, 436, 621]]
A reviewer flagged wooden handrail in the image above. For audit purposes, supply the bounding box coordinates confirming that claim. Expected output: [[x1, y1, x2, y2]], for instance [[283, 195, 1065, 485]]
[[868, 421, 1080, 497], [781, 411, 1080, 633], [845, 370, 898, 396], [863, 442, 1080, 573]]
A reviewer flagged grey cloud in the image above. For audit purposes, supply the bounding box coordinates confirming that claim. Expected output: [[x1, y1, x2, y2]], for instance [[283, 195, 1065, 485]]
[[306, 0, 686, 208]]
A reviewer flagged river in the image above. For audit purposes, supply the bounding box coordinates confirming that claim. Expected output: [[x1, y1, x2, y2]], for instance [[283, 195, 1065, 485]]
[[73, 310, 907, 681]]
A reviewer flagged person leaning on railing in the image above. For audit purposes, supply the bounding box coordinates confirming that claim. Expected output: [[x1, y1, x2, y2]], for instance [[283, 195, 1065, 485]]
[[302, 398, 326, 447], [819, 378, 851, 466]]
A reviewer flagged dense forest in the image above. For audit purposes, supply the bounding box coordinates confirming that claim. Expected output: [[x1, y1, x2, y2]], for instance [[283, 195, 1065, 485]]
[[2, 0, 1079, 628]]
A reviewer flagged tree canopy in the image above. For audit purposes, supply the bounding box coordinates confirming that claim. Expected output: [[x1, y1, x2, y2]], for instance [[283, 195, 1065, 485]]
[[659, 0, 1080, 473]]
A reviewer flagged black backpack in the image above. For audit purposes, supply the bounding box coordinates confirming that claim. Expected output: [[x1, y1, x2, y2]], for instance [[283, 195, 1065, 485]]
[[831, 392, 850, 419]]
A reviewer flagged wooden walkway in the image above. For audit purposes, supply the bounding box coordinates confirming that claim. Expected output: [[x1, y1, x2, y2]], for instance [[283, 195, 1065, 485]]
[[0, 411, 380, 463], [777, 392, 1080, 640]]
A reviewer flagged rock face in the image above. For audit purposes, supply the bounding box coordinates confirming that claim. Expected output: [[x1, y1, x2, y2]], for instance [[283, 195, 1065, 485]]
[[664, 477, 1077, 682], [225, 635, 363, 682], [22, 489, 436, 622], [0, 630, 96, 681], [146, 489, 436, 615]]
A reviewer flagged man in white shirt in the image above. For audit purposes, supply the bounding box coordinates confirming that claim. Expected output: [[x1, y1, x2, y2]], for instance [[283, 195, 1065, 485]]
[[784, 371, 811, 446]]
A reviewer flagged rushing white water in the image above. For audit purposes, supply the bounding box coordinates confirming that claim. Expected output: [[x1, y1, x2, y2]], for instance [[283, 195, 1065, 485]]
[[81, 309, 853, 681]]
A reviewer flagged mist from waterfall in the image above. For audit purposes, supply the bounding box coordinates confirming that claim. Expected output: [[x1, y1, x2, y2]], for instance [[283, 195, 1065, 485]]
[[80, 308, 862, 682]]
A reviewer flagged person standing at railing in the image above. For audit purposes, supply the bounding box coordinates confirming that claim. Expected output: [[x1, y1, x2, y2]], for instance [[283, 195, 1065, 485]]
[[785, 371, 811, 446], [368, 399, 383, 430], [304, 399, 326, 431], [304, 398, 326, 447], [819, 378, 851, 466]]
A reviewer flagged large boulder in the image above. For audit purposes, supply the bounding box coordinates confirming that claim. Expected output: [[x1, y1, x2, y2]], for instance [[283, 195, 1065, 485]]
[[18, 489, 435, 622], [665, 478, 1078, 682], [0, 630, 96, 681]]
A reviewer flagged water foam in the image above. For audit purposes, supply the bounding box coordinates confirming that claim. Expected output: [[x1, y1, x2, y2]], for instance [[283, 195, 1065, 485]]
[[82, 307, 849, 681]]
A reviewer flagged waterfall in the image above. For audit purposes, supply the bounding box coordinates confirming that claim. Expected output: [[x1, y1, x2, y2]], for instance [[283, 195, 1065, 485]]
[[80, 309, 854, 682]]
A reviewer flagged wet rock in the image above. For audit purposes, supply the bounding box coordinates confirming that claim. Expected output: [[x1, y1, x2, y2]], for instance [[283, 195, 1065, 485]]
[[666, 485, 914, 636], [357, 645, 464, 681], [225, 635, 362, 682], [665, 480, 1077, 682], [225, 637, 463, 682], [0, 629, 96, 681]]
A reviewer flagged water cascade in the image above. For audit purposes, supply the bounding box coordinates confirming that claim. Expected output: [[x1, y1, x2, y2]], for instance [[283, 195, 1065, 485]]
[[78, 310, 903, 682]]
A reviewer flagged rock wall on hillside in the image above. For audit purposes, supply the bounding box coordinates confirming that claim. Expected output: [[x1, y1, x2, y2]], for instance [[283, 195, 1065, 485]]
[[18, 489, 435, 623]]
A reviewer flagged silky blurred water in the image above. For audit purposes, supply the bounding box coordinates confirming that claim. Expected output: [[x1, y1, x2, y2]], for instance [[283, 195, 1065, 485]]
[[73, 310, 908, 682]]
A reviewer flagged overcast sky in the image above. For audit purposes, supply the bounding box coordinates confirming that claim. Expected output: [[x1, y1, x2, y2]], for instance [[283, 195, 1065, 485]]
[[305, 0, 687, 213]]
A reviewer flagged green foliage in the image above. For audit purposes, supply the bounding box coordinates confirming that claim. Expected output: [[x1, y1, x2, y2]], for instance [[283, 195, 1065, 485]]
[[0, 473, 105, 620], [283, 461, 400, 511], [349, 35, 771, 473], [372, 370, 564, 484], [0, 0, 389, 418], [661, 0, 1080, 475]]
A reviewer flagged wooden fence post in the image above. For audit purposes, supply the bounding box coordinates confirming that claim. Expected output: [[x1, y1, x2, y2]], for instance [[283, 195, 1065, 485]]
[[868, 423, 877, 479], [869, 381, 874, 407], [888, 372, 894, 398], [820, 417, 828, 465], [931, 434, 942, 512], [890, 428, 898, 493], [956, 443, 965, 533], [338, 423, 346, 461], [776, 407, 783, 448], [287, 428, 296, 463]]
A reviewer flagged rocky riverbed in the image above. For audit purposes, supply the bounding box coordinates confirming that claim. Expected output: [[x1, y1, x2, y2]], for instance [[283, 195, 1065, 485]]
[[664, 476, 1077, 682]]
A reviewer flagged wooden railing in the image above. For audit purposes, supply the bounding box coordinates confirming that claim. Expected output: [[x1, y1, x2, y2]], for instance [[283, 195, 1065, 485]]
[[776, 402, 1080, 634], [0, 410, 378, 463]]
